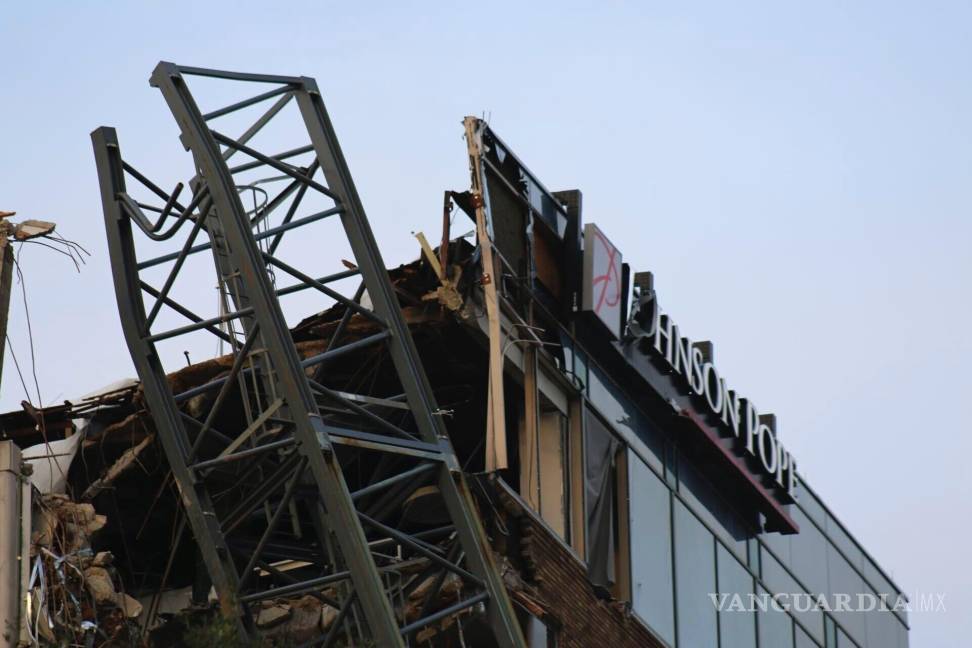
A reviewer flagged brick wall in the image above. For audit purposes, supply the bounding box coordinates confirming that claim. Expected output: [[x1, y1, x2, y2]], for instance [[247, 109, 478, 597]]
[[481, 477, 667, 648]]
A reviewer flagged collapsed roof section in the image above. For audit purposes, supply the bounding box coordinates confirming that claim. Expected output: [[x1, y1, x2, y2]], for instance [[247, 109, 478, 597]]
[[0, 63, 676, 648], [86, 62, 524, 647], [1, 241, 665, 646]]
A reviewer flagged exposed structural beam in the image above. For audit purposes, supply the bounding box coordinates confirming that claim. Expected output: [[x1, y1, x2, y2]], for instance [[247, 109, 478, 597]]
[[463, 117, 508, 471], [93, 62, 525, 648]]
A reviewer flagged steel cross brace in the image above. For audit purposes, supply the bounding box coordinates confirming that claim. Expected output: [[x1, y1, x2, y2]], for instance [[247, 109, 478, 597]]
[[92, 61, 525, 648]]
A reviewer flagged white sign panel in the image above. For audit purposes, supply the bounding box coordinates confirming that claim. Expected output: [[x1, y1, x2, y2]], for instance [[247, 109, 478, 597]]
[[582, 223, 623, 338]]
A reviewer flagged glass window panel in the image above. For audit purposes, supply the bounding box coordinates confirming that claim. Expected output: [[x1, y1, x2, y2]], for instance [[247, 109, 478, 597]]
[[756, 585, 793, 648], [894, 613, 909, 648], [825, 544, 866, 644], [747, 538, 760, 573], [587, 365, 664, 472], [795, 479, 909, 629], [761, 546, 824, 644], [678, 454, 749, 560], [788, 508, 829, 596], [865, 606, 905, 648], [716, 544, 756, 648], [584, 409, 618, 588], [825, 616, 837, 647], [674, 500, 718, 648], [794, 480, 827, 528], [837, 626, 858, 648], [825, 513, 864, 571], [861, 558, 908, 627], [795, 624, 822, 648], [760, 528, 791, 567], [627, 454, 675, 645]]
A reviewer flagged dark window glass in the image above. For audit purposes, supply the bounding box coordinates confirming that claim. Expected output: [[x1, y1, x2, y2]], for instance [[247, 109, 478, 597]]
[[627, 454, 675, 645], [674, 500, 718, 647], [678, 454, 749, 560], [583, 409, 618, 588], [716, 544, 756, 648], [756, 585, 793, 648], [761, 546, 824, 644]]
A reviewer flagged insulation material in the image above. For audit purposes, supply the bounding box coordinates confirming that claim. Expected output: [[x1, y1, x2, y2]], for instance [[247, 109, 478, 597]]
[[23, 432, 81, 495]]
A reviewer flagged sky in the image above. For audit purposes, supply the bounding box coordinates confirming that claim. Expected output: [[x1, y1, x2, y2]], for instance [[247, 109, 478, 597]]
[[2, 2, 969, 645]]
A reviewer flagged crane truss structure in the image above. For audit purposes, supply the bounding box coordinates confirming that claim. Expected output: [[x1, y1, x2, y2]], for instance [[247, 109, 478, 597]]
[[91, 62, 524, 648]]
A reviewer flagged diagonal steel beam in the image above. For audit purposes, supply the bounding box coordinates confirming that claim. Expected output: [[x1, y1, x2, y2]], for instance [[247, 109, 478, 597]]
[[295, 75, 526, 648], [92, 125, 247, 633]]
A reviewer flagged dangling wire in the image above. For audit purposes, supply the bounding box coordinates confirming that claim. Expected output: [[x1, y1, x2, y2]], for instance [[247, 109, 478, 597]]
[[18, 231, 91, 272], [13, 248, 42, 406], [5, 334, 33, 406]]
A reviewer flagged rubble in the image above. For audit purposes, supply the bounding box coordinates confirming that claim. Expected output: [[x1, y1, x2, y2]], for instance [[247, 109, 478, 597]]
[[2, 246, 523, 646], [25, 493, 139, 646], [0, 218, 669, 646]]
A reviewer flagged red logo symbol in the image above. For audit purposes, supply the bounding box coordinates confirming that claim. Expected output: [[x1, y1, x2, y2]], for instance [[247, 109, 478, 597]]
[[591, 228, 620, 316]]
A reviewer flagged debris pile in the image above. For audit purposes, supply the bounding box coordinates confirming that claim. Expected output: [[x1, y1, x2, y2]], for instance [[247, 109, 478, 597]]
[[26, 494, 140, 646], [2, 244, 519, 646]]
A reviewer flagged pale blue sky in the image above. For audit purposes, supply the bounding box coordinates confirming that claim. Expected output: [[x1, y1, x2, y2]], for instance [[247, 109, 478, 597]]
[[2, 2, 970, 645]]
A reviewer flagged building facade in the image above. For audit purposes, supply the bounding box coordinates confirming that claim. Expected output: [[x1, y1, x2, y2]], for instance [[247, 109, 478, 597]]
[[460, 120, 910, 648], [0, 97, 909, 647]]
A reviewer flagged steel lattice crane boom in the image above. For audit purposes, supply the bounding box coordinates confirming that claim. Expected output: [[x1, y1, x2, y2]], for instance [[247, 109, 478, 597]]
[[92, 62, 525, 648]]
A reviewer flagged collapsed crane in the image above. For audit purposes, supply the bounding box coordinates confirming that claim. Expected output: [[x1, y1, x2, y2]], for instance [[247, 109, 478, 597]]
[[91, 62, 525, 647]]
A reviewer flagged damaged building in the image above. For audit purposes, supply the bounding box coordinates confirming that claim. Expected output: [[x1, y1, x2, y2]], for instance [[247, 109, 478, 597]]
[[0, 62, 909, 648]]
